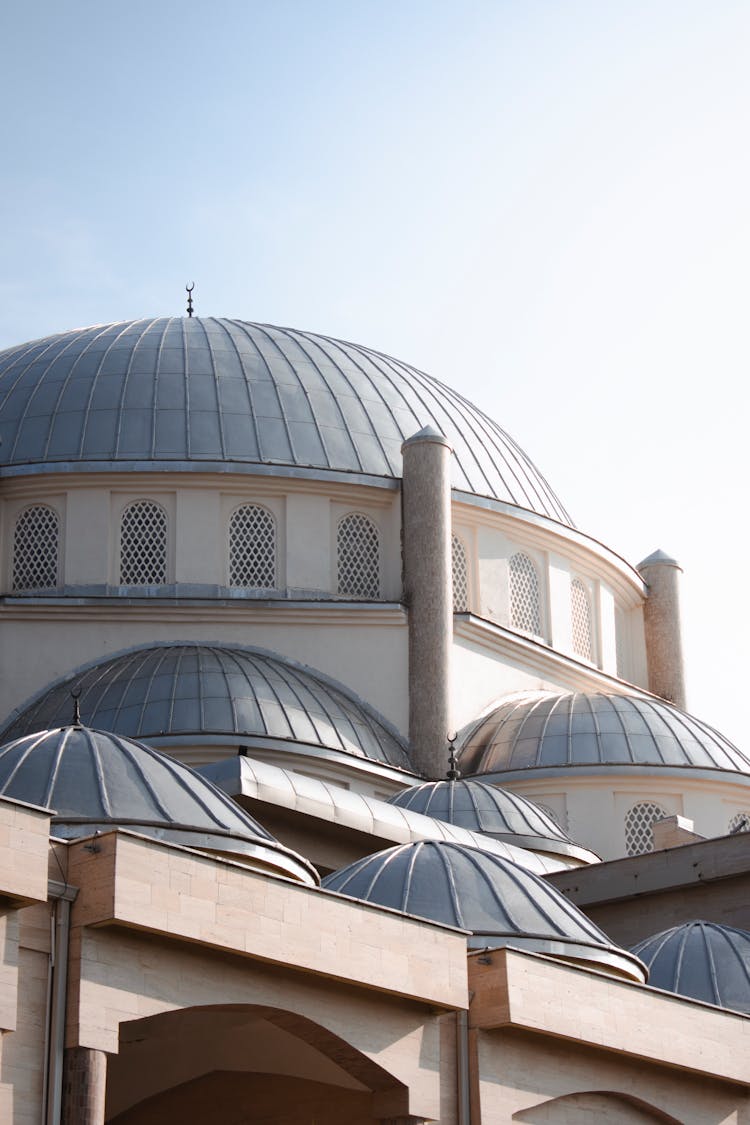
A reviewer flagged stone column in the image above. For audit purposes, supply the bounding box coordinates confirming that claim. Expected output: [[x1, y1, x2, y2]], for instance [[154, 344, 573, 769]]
[[401, 426, 453, 779], [637, 549, 687, 710], [61, 1047, 107, 1125]]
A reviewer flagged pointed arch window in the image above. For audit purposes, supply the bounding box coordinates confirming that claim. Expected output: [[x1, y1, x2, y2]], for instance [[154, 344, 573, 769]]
[[229, 504, 276, 589], [337, 513, 380, 599], [509, 552, 541, 636], [452, 534, 469, 612], [12, 504, 60, 591], [571, 577, 593, 660], [120, 500, 167, 585]]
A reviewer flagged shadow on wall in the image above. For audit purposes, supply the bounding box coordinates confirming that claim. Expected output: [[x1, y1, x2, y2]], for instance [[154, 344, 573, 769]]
[[513, 1090, 683, 1124]]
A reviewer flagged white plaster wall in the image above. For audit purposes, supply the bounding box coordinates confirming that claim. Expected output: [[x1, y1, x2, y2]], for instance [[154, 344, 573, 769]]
[[451, 636, 562, 734], [492, 773, 750, 860], [0, 614, 410, 739], [547, 552, 573, 654], [285, 494, 329, 593], [177, 490, 223, 585], [599, 583, 617, 675], [65, 489, 108, 584]]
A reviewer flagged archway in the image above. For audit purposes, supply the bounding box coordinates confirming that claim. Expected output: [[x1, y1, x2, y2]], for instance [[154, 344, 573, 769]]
[[106, 1004, 411, 1125], [513, 1090, 683, 1124]]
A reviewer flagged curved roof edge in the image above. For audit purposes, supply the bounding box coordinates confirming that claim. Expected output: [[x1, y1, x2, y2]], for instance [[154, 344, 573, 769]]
[[468, 764, 750, 788], [453, 490, 647, 599], [0, 638, 409, 762], [199, 755, 594, 872]]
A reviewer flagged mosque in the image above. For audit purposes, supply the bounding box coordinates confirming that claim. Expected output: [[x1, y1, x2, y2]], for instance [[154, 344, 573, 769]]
[[0, 315, 748, 1123]]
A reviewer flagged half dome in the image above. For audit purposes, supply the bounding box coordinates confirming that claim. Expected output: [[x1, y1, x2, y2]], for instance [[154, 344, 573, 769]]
[[0, 644, 411, 772], [0, 318, 571, 522], [461, 692, 750, 777], [0, 724, 317, 884], [632, 921, 750, 1014], [387, 778, 595, 862], [322, 840, 644, 980]]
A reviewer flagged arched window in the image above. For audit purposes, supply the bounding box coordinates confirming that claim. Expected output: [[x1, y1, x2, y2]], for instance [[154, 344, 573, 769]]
[[229, 504, 276, 589], [571, 577, 593, 660], [452, 534, 468, 612], [337, 513, 380, 599], [12, 504, 60, 591], [509, 552, 541, 636], [729, 811, 750, 834], [120, 500, 167, 585], [625, 801, 668, 856]]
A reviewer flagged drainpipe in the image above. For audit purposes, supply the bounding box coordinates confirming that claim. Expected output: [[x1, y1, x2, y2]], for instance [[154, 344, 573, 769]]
[[456, 1009, 470, 1125], [43, 879, 78, 1125], [401, 426, 454, 778]]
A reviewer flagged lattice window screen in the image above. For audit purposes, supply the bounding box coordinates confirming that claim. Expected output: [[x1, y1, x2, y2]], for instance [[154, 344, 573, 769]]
[[229, 505, 276, 588], [509, 552, 541, 635], [337, 513, 380, 599], [729, 812, 750, 834], [120, 501, 167, 585], [571, 578, 593, 660], [625, 801, 667, 856], [12, 505, 59, 591], [452, 535, 468, 612]]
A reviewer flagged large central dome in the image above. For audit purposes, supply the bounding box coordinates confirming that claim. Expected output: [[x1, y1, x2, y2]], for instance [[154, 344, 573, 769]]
[[0, 318, 571, 522]]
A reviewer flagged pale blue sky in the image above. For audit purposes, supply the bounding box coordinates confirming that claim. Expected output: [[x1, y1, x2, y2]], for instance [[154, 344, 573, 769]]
[[1, 1, 748, 743]]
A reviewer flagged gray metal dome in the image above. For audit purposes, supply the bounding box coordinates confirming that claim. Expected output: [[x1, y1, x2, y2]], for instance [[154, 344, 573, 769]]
[[0, 318, 571, 523], [0, 643, 411, 772], [0, 724, 317, 884], [461, 692, 750, 778], [322, 840, 645, 980], [387, 778, 595, 862], [632, 921, 750, 1014]]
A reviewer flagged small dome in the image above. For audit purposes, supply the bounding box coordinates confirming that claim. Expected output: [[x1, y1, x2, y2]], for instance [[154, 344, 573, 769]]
[[387, 778, 595, 862], [1, 643, 410, 772], [0, 724, 317, 884], [0, 318, 571, 522], [632, 921, 750, 1013], [461, 692, 750, 777], [201, 755, 581, 875], [322, 840, 644, 981]]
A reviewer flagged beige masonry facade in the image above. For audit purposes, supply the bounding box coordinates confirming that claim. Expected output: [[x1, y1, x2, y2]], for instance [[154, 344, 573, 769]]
[[0, 800, 748, 1124]]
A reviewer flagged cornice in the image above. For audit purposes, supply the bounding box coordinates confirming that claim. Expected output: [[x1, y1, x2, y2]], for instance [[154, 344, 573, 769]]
[[453, 613, 647, 697], [0, 597, 408, 628]]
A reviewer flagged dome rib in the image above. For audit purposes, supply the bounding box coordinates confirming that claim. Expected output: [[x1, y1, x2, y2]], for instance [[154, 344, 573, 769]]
[[0, 319, 572, 522], [191, 317, 227, 459], [266, 324, 373, 473], [87, 729, 113, 818], [294, 328, 408, 474], [2, 643, 410, 771], [323, 840, 644, 981], [461, 692, 750, 776], [632, 921, 750, 1013], [210, 318, 262, 459], [387, 778, 591, 861]]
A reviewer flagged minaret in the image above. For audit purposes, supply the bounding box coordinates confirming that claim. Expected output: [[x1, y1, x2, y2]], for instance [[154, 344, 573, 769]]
[[637, 549, 687, 710], [401, 426, 453, 778]]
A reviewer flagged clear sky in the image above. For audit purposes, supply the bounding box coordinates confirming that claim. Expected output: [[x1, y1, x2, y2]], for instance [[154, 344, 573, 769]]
[[1, 1, 747, 745]]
